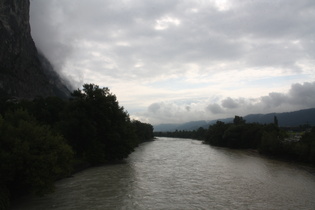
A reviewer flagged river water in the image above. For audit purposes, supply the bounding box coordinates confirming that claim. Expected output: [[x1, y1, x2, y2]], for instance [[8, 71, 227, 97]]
[[12, 137, 315, 210]]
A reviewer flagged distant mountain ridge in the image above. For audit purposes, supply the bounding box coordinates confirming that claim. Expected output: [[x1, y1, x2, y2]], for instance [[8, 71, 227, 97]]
[[154, 108, 315, 132]]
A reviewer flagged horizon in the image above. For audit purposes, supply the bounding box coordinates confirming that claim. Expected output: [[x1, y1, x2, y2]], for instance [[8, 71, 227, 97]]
[[30, 0, 315, 125], [153, 107, 315, 126]]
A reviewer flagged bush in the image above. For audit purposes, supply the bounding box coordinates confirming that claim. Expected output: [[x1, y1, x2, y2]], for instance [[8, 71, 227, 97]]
[[0, 109, 73, 200]]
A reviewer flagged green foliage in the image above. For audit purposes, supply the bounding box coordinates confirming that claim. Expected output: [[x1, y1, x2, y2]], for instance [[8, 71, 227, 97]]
[[233, 115, 246, 125], [26, 96, 66, 127], [223, 125, 245, 148], [154, 126, 206, 140], [240, 123, 263, 148], [259, 131, 282, 154], [298, 128, 315, 163], [205, 121, 229, 146], [0, 109, 73, 204], [204, 121, 263, 148], [132, 120, 154, 142], [0, 184, 10, 210], [202, 115, 315, 165], [274, 116, 279, 126], [195, 127, 207, 140], [58, 84, 149, 164], [0, 83, 153, 208], [2, 83, 153, 166], [154, 113, 314, 165]]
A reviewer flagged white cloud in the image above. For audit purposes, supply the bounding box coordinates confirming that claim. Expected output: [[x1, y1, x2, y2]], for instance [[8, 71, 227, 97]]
[[222, 97, 239, 109], [154, 16, 180, 30], [134, 81, 315, 124], [213, 0, 231, 11], [207, 103, 224, 114], [30, 0, 315, 124]]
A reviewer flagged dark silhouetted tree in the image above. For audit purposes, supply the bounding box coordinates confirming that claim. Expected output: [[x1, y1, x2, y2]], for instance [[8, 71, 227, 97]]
[[233, 115, 245, 125], [274, 115, 278, 126]]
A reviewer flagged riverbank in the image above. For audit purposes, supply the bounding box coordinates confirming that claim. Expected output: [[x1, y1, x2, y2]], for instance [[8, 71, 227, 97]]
[[10, 137, 315, 210]]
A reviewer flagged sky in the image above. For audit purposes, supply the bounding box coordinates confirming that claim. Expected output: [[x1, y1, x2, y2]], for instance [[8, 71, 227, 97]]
[[30, 0, 315, 125]]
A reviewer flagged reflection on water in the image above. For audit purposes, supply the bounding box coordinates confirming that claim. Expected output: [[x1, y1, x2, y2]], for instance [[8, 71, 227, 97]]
[[12, 137, 315, 210]]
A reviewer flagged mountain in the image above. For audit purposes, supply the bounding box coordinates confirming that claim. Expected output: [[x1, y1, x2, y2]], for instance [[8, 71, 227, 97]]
[[153, 108, 315, 131], [244, 108, 315, 126], [153, 123, 182, 132], [0, 0, 70, 99]]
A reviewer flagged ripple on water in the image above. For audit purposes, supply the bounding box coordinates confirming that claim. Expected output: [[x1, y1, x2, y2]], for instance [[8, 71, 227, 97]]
[[12, 137, 315, 210]]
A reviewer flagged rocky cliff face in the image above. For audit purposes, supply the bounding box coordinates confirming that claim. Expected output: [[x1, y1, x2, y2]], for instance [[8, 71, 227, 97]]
[[0, 0, 70, 99]]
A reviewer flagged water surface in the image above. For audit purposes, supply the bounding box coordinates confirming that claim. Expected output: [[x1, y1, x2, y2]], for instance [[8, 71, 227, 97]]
[[12, 137, 315, 209]]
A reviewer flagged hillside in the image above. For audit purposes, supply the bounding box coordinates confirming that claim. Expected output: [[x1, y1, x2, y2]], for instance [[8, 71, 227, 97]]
[[0, 0, 70, 99], [154, 108, 315, 131]]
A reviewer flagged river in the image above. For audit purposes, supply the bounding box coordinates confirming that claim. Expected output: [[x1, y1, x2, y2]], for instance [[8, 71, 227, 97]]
[[12, 137, 315, 210]]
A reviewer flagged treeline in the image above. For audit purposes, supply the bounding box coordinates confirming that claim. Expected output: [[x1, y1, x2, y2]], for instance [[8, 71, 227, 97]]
[[156, 116, 315, 165], [0, 83, 153, 209], [154, 127, 206, 140]]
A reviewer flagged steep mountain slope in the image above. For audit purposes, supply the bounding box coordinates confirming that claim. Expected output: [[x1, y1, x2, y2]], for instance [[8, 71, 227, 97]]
[[0, 0, 70, 99]]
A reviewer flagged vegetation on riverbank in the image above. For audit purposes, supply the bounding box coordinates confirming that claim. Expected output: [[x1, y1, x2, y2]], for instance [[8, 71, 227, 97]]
[[155, 116, 315, 165], [154, 127, 207, 140], [0, 83, 153, 209]]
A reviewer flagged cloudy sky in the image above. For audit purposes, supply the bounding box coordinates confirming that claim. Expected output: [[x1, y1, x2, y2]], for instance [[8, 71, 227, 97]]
[[30, 0, 315, 125]]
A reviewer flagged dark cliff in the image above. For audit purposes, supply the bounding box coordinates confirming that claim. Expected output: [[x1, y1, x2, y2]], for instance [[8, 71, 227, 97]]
[[0, 0, 70, 99]]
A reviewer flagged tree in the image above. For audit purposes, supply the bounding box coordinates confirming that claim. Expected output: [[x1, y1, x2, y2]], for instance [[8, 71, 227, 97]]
[[298, 127, 315, 163], [223, 124, 245, 148], [0, 109, 73, 201], [205, 121, 230, 146], [58, 84, 139, 164], [233, 115, 246, 125], [274, 116, 279, 126], [132, 120, 154, 142], [259, 131, 282, 155]]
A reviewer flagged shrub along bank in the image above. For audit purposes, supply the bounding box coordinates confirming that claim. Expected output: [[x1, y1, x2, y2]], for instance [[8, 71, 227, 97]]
[[0, 84, 153, 209], [156, 116, 315, 165]]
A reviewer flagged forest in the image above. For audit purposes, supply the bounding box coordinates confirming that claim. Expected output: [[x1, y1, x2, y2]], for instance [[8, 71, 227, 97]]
[[0, 83, 153, 209], [155, 116, 315, 165]]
